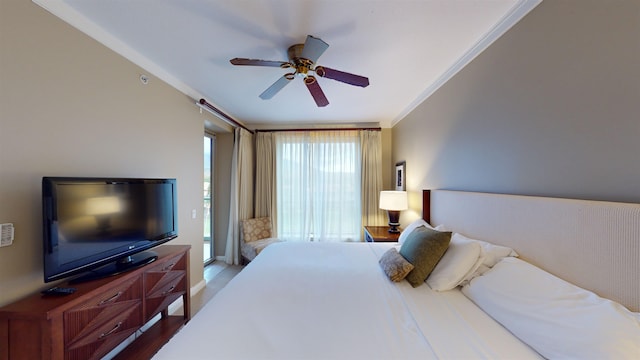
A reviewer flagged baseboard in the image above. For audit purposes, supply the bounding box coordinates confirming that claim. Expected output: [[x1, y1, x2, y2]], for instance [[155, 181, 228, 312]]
[[191, 278, 207, 296]]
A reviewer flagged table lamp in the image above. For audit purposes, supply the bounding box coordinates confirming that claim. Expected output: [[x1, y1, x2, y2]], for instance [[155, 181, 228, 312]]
[[379, 191, 408, 233]]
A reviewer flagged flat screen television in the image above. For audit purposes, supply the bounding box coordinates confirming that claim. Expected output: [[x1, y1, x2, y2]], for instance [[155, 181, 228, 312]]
[[42, 177, 178, 283]]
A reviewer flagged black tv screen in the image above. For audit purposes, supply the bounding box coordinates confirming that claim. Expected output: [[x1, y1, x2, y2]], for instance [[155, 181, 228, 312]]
[[42, 177, 178, 283]]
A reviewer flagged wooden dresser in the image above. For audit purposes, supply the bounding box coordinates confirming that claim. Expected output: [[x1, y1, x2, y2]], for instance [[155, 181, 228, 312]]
[[0, 245, 190, 360]]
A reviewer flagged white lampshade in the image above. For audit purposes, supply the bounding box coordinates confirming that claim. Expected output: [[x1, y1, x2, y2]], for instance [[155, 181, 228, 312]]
[[379, 191, 408, 211]]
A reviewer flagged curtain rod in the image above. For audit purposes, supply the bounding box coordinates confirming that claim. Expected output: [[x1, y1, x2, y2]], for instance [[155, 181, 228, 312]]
[[198, 99, 254, 134], [198, 98, 380, 134], [255, 127, 381, 133]]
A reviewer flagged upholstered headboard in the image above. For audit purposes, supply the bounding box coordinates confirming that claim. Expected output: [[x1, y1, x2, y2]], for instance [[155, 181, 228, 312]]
[[423, 189, 640, 312]]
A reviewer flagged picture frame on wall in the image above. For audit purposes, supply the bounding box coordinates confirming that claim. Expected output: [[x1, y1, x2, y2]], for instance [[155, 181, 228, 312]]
[[395, 161, 406, 191]]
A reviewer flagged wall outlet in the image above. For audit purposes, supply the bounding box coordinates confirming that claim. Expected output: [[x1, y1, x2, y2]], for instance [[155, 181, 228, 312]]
[[0, 223, 14, 247]]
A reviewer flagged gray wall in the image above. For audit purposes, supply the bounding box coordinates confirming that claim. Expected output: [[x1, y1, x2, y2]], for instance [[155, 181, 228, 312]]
[[393, 0, 640, 221]]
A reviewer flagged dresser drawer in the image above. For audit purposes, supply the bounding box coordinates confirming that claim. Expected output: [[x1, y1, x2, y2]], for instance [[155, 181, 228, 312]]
[[144, 270, 186, 321], [146, 252, 187, 273], [66, 277, 142, 312], [145, 270, 185, 298], [63, 276, 143, 359], [65, 301, 142, 360], [142, 251, 188, 320]]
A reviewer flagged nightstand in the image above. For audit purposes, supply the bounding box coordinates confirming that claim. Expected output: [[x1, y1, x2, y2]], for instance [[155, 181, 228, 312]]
[[364, 226, 402, 242]]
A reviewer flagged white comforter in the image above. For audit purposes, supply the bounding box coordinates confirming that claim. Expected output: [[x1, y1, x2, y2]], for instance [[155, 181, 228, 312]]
[[154, 242, 541, 359]]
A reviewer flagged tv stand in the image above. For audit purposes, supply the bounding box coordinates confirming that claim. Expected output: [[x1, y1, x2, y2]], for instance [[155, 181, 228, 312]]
[[0, 245, 190, 360], [69, 250, 159, 284]]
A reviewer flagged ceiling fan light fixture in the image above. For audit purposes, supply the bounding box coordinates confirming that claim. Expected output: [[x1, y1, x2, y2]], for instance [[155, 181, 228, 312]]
[[230, 35, 369, 107], [296, 65, 309, 76]]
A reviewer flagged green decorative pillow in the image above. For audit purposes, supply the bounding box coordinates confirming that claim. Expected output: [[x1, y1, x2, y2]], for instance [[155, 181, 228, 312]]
[[379, 248, 414, 282], [399, 226, 452, 287]]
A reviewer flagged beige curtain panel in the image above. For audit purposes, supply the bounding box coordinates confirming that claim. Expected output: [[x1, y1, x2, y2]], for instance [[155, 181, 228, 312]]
[[360, 130, 386, 227], [255, 132, 277, 235], [225, 128, 255, 265]]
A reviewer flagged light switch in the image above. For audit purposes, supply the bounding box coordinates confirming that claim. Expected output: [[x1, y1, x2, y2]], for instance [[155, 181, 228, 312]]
[[1, 223, 14, 247]]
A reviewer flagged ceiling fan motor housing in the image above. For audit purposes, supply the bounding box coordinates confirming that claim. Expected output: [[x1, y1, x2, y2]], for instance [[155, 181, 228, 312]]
[[288, 44, 313, 76], [287, 44, 306, 62]]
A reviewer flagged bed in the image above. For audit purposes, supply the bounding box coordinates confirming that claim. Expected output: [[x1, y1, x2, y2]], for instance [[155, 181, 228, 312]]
[[154, 190, 640, 359]]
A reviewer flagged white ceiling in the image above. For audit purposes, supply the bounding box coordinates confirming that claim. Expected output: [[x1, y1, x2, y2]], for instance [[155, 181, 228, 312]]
[[33, 0, 540, 129]]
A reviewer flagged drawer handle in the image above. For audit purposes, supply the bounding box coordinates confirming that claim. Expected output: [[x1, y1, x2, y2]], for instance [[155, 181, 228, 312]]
[[99, 321, 122, 339], [98, 291, 123, 306], [162, 285, 176, 296], [162, 263, 176, 271]]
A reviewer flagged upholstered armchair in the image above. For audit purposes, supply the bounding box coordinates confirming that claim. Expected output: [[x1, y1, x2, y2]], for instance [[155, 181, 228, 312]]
[[240, 217, 282, 263]]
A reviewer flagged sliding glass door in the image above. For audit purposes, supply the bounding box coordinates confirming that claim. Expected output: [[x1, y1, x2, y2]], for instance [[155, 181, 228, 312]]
[[204, 134, 215, 264]]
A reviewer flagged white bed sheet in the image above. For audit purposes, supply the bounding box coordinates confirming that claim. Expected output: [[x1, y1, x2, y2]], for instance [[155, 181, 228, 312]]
[[154, 242, 541, 360]]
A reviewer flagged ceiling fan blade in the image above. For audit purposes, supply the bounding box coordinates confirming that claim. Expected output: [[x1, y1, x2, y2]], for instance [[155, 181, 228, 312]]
[[315, 66, 369, 87], [259, 74, 294, 100], [300, 35, 329, 63], [304, 76, 329, 107], [230, 58, 290, 67]]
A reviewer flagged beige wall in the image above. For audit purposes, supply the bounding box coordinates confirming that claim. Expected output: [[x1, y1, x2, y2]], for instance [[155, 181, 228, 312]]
[[0, 0, 226, 305], [392, 0, 640, 224]]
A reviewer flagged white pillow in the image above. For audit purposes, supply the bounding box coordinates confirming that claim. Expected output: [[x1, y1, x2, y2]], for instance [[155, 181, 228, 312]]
[[398, 219, 432, 244], [426, 233, 483, 291], [430, 227, 517, 268], [453, 232, 518, 268], [458, 249, 486, 286], [433, 232, 517, 283], [462, 257, 640, 359]]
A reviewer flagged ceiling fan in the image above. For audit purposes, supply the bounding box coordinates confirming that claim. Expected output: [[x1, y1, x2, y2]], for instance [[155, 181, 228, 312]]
[[230, 35, 369, 107]]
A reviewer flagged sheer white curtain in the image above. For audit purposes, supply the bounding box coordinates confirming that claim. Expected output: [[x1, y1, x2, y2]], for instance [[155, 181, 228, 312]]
[[275, 130, 361, 242], [225, 128, 254, 265]]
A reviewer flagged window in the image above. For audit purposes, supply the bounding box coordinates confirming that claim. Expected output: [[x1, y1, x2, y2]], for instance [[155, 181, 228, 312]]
[[203, 134, 215, 264], [275, 131, 361, 242]]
